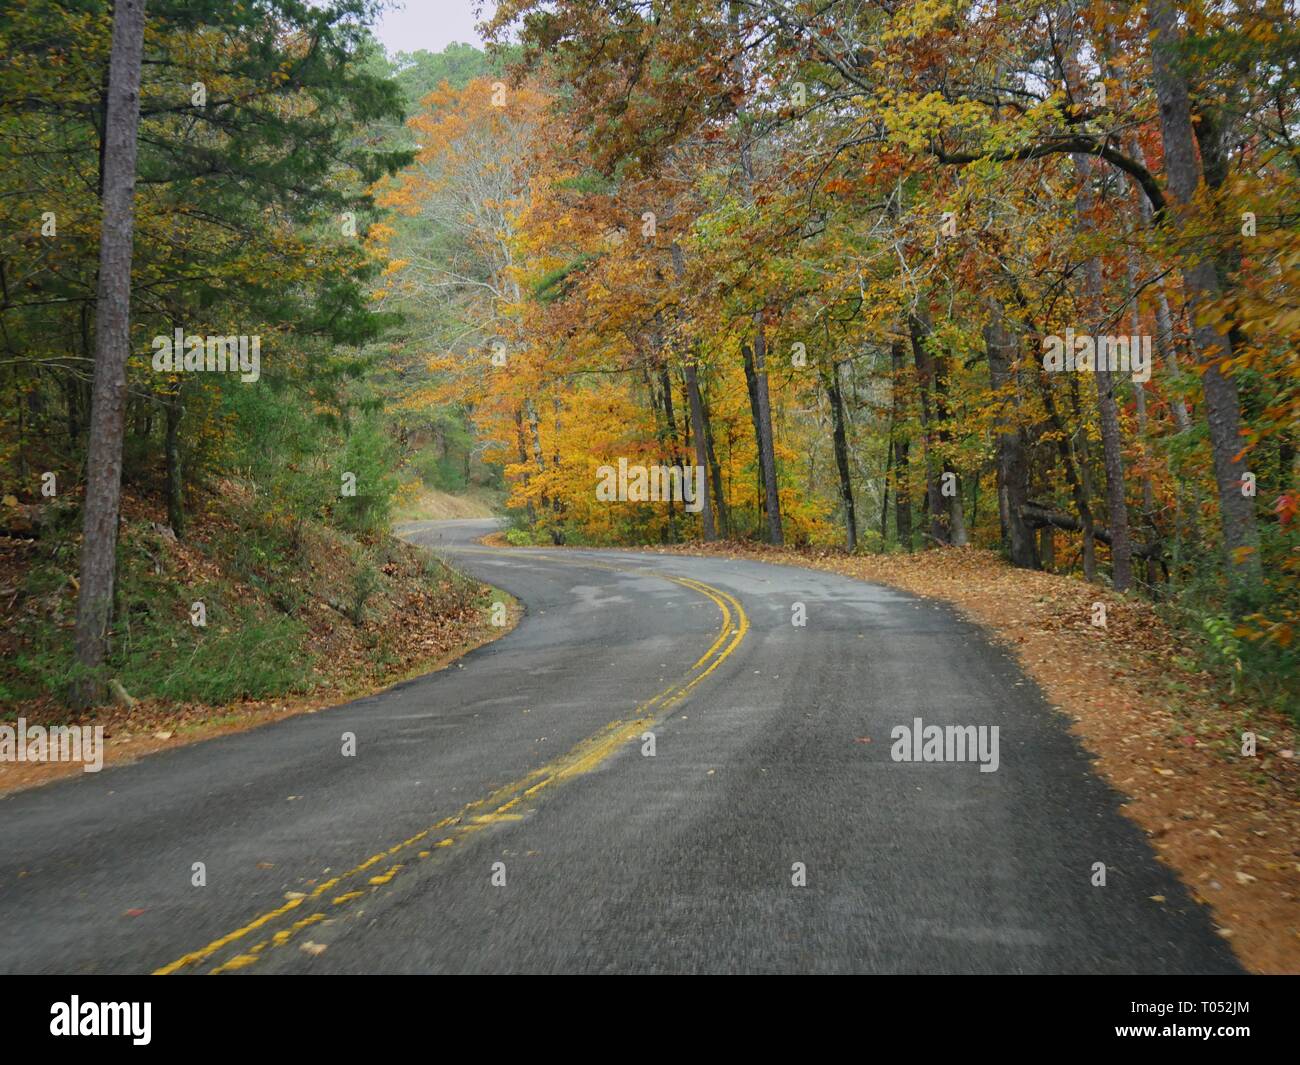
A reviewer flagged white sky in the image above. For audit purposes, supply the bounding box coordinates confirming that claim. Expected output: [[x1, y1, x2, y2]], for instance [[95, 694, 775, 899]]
[[372, 0, 498, 55]]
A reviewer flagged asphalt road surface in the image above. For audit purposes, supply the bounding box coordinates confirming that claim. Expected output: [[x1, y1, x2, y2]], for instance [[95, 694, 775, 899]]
[[0, 519, 1241, 973]]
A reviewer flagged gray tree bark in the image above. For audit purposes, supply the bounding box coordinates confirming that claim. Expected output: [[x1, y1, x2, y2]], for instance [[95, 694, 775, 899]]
[[1147, 0, 1261, 587], [984, 301, 1038, 569], [824, 359, 857, 551], [670, 242, 717, 540], [730, 2, 783, 545], [889, 338, 914, 551], [749, 324, 783, 545], [163, 391, 184, 539], [71, 0, 148, 708], [1074, 163, 1135, 592], [684, 359, 717, 541]]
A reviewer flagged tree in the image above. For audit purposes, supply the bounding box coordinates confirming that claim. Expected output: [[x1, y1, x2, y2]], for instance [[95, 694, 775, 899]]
[[1147, 0, 1262, 591], [71, 0, 149, 707], [456, 0, 1292, 648]]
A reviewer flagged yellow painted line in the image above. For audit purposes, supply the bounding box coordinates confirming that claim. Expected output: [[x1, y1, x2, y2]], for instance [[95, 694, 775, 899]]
[[208, 912, 327, 974], [152, 815, 458, 976], [154, 562, 747, 975], [368, 864, 403, 886], [686, 586, 732, 670]]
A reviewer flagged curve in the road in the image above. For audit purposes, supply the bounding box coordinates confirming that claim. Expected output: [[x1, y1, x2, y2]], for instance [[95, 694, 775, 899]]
[[155, 560, 748, 974], [0, 517, 1243, 974]]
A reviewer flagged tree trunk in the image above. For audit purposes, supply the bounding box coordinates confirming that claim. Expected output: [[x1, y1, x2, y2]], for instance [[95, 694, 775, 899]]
[[984, 301, 1038, 568], [1039, 526, 1055, 571], [749, 321, 783, 544], [1076, 172, 1135, 592], [684, 358, 717, 541], [659, 363, 680, 462], [514, 407, 536, 524], [728, 3, 783, 546], [642, 362, 676, 540], [880, 438, 892, 544], [889, 339, 914, 551], [70, 0, 148, 708], [740, 338, 766, 533], [932, 343, 966, 546], [824, 359, 857, 551], [1059, 11, 1132, 588], [667, 242, 717, 540], [550, 396, 564, 542], [1128, 258, 1163, 588], [1066, 376, 1098, 581], [525, 399, 546, 512], [164, 391, 184, 539], [945, 463, 968, 546], [1147, 0, 1261, 588], [908, 311, 952, 545], [702, 391, 728, 538]]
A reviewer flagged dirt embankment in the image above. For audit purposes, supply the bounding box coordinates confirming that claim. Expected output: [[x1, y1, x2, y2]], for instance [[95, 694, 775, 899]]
[[1, 488, 516, 795]]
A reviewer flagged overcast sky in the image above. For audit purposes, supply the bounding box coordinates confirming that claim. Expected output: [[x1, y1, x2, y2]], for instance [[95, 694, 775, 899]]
[[372, 0, 499, 55]]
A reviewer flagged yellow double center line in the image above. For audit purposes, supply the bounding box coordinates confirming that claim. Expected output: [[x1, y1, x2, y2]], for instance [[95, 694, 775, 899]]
[[155, 564, 747, 975]]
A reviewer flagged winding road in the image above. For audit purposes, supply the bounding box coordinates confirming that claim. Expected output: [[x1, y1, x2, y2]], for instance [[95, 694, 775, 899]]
[[0, 519, 1240, 973]]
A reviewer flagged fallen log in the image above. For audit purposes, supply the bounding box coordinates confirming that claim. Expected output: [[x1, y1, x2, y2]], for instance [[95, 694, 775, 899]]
[[1021, 501, 1164, 560]]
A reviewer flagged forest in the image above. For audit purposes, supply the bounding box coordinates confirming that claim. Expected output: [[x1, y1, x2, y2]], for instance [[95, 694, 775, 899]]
[[1, 0, 1296, 713], [414, 0, 1298, 701]]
